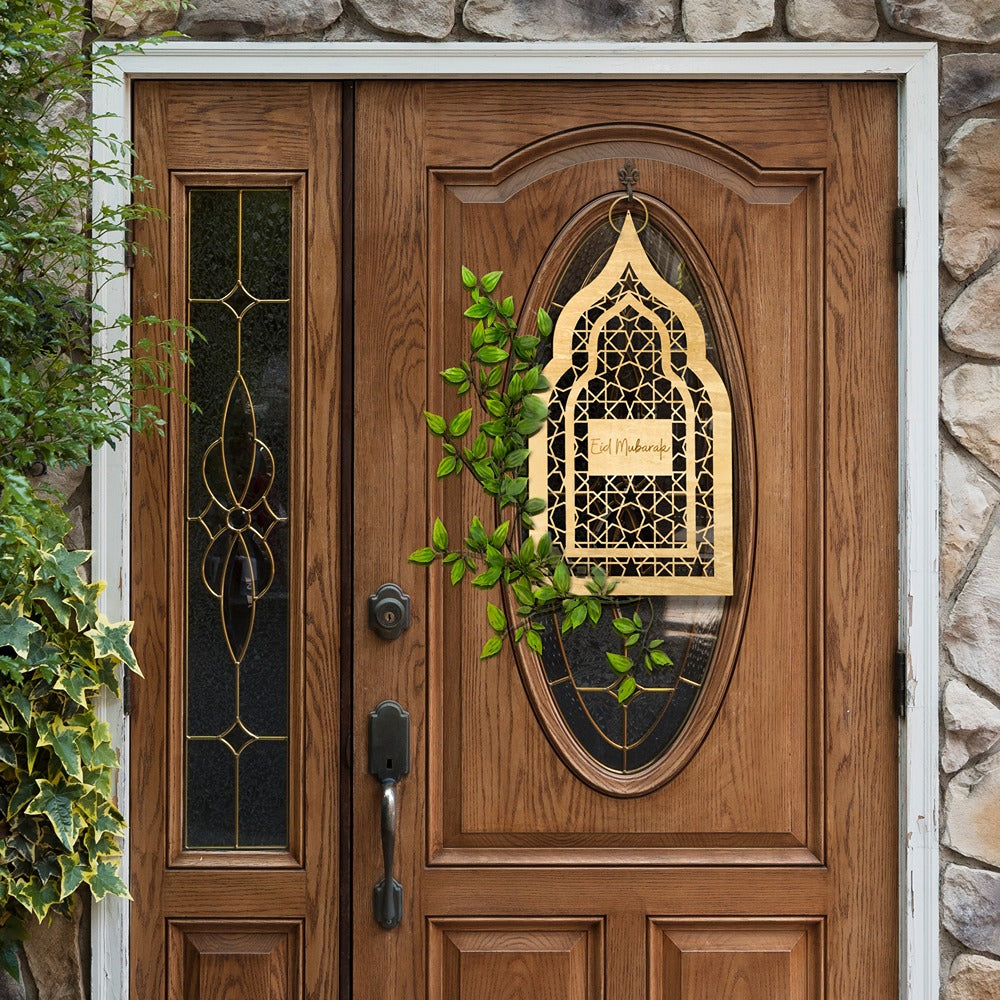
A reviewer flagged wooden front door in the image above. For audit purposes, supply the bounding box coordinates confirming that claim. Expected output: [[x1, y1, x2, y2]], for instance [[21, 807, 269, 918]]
[[131, 79, 898, 1000]]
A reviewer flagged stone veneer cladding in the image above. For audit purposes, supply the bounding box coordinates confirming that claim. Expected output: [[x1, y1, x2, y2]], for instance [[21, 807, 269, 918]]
[[22, 2, 989, 1000]]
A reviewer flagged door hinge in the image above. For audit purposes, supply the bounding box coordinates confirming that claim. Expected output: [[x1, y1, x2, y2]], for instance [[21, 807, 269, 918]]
[[895, 648, 908, 719], [893, 206, 906, 273], [124, 217, 136, 269]]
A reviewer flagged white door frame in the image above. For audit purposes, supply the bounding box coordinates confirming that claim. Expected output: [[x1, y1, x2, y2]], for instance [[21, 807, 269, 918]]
[[91, 41, 939, 1000]]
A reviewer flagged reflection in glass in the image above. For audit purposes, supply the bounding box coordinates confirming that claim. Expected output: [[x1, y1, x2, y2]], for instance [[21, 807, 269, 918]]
[[186, 188, 291, 848]]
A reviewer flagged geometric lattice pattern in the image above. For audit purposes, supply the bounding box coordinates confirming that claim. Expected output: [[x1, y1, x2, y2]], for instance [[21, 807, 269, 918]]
[[529, 211, 733, 595]]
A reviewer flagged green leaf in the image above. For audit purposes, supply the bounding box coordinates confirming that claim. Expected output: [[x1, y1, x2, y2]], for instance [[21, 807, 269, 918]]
[[491, 522, 510, 548], [436, 456, 458, 478], [526, 630, 543, 655], [57, 854, 85, 900], [553, 562, 571, 594], [617, 674, 637, 703], [0, 602, 40, 657], [449, 408, 473, 437], [464, 300, 492, 319], [537, 307, 553, 337], [512, 577, 534, 607], [606, 652, 633, 675], [649, 649, 673, 667], [472, 567, 502, 589], [481, 270, 503, 292], [450, 559, 466, 586], [523, 497, 546, 516], [461, 265, 477, 289], [424, 411, 447, 436], [504, 448, 530, 469], [88, 861, 129, 901], [499, 295, 515, 317], [440, 366, 466, 385], [612, 618, 636, 636], [37, 716, 83, 781], [85, 617, 140, 673], [26, 778, 84, 850], [477, 346, 508, 365], [569, 603, 587, 628], [432, 518, 449, 552], [521, 395, 548, 421], [486, 603, 507, 633], [537, 533, 552, 558], [480, 635, 503, 659], [409, 547, 437, 564]]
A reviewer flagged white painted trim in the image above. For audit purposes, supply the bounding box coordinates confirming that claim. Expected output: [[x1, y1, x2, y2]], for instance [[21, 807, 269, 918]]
[[91, 63, 132, 1000], [896, 43, 940, 1000], [91, 41, 939, 1000]]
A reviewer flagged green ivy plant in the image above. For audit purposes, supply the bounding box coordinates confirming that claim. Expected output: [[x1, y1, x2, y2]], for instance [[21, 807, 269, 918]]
[[0, 0, 186, 976], [0, 477, 135, 976], [410, 268, 673, 704]]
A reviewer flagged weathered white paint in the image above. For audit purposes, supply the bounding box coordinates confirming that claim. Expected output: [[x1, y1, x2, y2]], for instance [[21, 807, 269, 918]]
[[92, 41, 939, 1000]]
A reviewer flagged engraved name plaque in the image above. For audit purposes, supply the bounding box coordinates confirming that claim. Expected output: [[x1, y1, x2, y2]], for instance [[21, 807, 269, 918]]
[[528, 211, 734, 595]]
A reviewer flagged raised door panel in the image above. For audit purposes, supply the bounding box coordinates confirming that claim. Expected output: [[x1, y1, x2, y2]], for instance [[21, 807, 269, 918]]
[[428, 919, 604, 1000], [168, 921, 302, 1000], [426, 127, 822, 862], [649, 919, 821, 1000]]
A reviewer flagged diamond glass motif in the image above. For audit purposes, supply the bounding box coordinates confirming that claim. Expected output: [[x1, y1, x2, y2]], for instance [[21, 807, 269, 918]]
[[186, 188, 291, 849]]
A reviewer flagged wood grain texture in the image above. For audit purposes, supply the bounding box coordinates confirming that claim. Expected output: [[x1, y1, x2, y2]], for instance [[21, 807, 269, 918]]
[[351, 80, 428, 1000], [428, 919, 604, 1000], [131, 81, 341, 1000], [649, 919, 822, 1000], [425, 116, 822, 854], [357, 79, 896, 1000], [135, 78, 897, 1000], [168, 921, 302, 1000]]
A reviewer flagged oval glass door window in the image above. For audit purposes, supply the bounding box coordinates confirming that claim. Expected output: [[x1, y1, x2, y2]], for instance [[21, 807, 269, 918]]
[[526, 207, 741, 779]]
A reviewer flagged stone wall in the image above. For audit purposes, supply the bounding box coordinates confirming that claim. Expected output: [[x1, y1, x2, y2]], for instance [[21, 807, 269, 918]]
[[80, 2, 1000, 999]]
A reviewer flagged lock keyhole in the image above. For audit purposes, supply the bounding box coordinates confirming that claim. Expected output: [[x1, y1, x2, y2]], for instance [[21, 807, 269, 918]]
[[368, 583, 411, 640]]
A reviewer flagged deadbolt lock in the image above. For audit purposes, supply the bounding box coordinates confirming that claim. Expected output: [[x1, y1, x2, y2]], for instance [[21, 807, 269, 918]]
[[367, 583, 411, 640]]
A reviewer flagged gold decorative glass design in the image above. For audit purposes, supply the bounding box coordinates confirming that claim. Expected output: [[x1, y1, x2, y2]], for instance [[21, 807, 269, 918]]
[[185, 188, 291, 849], [529, 211, 733, 596]]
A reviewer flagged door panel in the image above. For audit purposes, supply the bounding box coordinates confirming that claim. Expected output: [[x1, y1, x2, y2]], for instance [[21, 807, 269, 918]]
[[425, 127, 819, 855], [131, 82, 342, 998], [352, 81, 897, 1000]]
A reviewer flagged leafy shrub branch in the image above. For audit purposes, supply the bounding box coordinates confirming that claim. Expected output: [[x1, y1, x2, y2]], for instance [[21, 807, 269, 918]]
[[411, 269, 672, 704], [0, 0, 184, 972]]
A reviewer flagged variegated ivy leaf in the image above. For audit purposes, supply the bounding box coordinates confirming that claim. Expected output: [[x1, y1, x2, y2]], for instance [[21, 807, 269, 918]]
[[87, 861, 129, 901], [26, 776, 86, 850], [57, 854, 85, 900], [10, 877, 60, 919], [85, 616, 140, 674], [36, 715, 85, 781], [0, 601, 41, 657]]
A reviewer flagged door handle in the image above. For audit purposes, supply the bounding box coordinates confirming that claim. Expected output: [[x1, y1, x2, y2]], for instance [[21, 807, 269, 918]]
[[375, 778, 402, 929], [369, 700, 410, 930]]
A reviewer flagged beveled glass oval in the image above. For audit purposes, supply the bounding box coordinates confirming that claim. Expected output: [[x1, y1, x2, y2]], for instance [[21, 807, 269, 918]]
[[517, 197, 755, 793]]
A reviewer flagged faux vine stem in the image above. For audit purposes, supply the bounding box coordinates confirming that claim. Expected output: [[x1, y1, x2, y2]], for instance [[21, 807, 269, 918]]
[[409, 268, 673, 703]]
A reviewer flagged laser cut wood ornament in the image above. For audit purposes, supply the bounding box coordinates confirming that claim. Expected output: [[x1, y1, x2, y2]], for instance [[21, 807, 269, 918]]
[[528, 209, 734, 595]]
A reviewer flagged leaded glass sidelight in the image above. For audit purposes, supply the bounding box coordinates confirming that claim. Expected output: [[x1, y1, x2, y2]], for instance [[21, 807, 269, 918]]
[[186, 188, 291, 848], [526, 208, 737, 776]]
